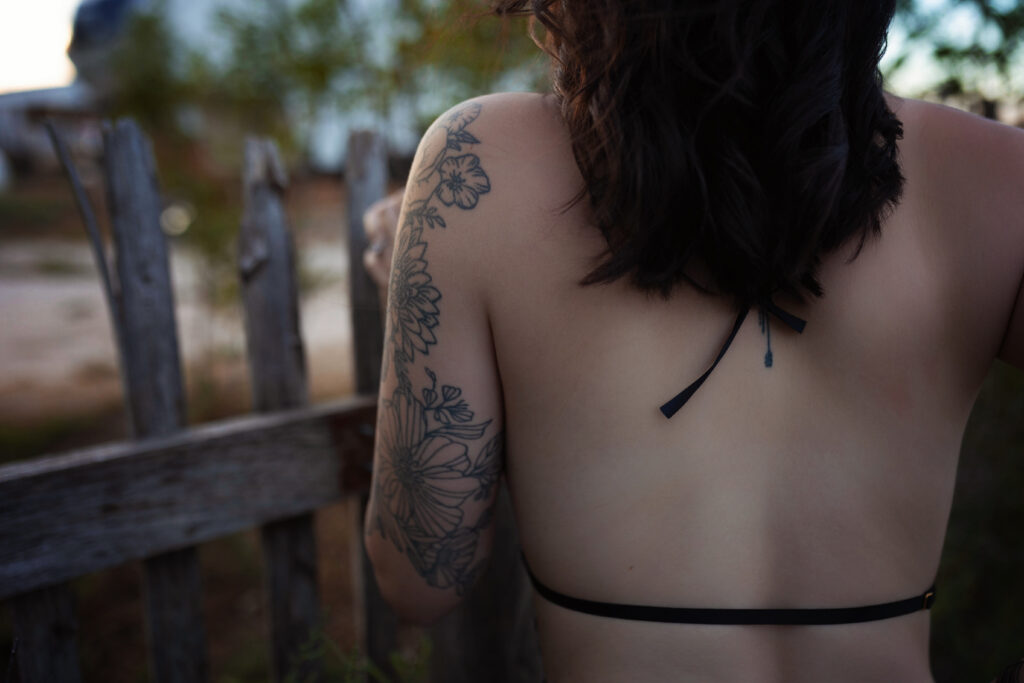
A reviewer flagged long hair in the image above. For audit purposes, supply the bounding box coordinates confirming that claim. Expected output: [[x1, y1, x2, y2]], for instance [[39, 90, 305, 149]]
[[493, 0, 904, 307]]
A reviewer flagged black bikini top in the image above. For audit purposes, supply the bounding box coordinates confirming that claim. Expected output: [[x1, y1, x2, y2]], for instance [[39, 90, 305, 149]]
[[524, 302, 938, 625], [524, 558, 936, 625]]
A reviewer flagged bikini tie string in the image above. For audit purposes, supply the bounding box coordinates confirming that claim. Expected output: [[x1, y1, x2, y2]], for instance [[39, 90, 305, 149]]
[[659, 302, 806, 419]]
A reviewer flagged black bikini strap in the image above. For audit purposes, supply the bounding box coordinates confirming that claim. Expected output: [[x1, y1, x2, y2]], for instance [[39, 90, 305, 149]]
[[523, 559, 936, 626], [659, 302, 807, 419], [762, 299, 807, 333], [660, 307, 749, 419]]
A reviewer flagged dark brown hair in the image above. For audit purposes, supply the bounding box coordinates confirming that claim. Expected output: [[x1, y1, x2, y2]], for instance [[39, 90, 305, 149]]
[[493, 0, 904, 307]]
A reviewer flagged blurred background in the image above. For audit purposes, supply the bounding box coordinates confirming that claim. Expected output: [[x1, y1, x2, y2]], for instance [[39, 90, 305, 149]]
[[0, 0, 1021, 681]]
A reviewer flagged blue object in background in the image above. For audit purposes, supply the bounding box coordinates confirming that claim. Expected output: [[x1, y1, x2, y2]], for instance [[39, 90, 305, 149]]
[[69, 0, 144, 52]]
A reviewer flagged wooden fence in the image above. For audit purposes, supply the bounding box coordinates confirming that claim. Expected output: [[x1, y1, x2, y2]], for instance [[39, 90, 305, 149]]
[[0, 119, 540, 682]]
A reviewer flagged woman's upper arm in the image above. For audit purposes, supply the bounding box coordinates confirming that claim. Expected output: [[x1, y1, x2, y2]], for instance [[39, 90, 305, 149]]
[[363, 100, 505, 624]]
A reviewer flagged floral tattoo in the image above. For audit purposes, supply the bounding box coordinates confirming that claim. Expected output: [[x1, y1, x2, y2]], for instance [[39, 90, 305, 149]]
[[372, 103, 501, 594]]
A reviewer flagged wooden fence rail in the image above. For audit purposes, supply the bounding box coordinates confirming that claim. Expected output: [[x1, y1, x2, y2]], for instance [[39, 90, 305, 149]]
[[1, 119, 541, 683], [0, 398, 377, 601]]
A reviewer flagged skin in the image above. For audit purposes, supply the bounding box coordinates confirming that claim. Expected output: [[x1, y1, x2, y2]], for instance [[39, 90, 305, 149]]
[[363, 91, 1024, 683], [363, 189, 403, 290]]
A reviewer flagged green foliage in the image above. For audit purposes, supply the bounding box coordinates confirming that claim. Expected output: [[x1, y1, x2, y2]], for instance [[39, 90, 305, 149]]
[[107, 2, 184, 130], [110, 0, 543, 142], [889, 0, 1024, 98], [284, 621, 432, 683], [103, 0, 542, 279], [203, 0, 365, 128], [392, 0, 546, 114]]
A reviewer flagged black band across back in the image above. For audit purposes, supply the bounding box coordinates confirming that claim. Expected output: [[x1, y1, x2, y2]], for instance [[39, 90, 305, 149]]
[[524, 560, 936, 626]]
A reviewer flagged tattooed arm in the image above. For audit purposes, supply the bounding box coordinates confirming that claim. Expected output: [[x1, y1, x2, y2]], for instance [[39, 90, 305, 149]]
[[363, 100, 505, 624]]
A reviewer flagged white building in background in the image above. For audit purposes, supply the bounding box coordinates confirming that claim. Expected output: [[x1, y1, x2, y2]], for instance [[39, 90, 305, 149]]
[[0, 81, 99, 174]]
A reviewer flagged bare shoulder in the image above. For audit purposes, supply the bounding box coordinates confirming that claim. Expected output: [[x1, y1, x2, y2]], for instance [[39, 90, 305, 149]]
[[410, 91, 583, 251], [399, 93, 580, 294], [894, 96, 1024, 199], [894, 95, 1024, 258], [423, 92, 579, 200], [434, 91, 566, 140], [892, 95, 1024, 369]]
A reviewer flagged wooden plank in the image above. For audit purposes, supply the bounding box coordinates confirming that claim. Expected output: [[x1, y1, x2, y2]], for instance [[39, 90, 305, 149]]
[[103, 118, 185, 440], [351, 501, 398, 677], [261, 516, 319, 682], [239, 138, 308, 413], [44, 121, 125, 366], [11, 121, 91, 683], [0, 397, 376, 601], [343, 130, 397, 676], [102, 118, 205, 683], [11, 584, 82, 683], [239, 137, 321, 682], [143, 549, 206, 683]]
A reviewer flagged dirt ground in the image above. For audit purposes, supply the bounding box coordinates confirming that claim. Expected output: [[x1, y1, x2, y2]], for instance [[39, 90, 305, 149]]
[[0, 176, 357, 430]]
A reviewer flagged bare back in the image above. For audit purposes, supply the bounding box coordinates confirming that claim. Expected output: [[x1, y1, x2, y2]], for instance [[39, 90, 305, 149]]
[[464, 93, 1024, 682]]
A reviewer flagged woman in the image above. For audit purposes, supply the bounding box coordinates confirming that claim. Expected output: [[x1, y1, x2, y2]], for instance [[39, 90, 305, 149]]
[[362, 1, 1024, 681]]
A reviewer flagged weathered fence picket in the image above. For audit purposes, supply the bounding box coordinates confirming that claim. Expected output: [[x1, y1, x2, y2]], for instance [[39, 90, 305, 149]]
[[104, 118, 207, 683], [240, 137, 321, 682], [343, 129, 399, 679]]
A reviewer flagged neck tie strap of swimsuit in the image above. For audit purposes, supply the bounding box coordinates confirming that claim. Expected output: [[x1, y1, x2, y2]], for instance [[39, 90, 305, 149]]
[[659, 302, 806, 419], [761, 299, 807, 334], [659, 307, 749, 419]]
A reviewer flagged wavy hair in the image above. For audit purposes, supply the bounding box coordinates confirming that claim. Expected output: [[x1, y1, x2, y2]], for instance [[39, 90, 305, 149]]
[[493, 0, 904, 306]]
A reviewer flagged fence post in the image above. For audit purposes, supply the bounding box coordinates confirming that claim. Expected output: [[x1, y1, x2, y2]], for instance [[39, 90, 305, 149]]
[[343, 130, 398, 675], [238, 138, 322, 683], [10, 584, 81, 683], [104, 118, 207, 683], [9, 125, 92, 683]]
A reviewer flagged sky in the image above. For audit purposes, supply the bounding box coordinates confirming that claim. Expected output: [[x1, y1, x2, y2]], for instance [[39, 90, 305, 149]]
[[0, 0, 1009, 98], [0, 0, 82, 94]]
